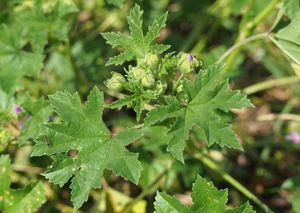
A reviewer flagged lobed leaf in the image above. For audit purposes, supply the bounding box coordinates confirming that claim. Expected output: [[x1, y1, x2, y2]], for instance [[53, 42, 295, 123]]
[[154, 175, 255, 213], [273, 13, 300, 65], [0, 155, 46, 213], [102, 4, 169, 65], [145, 65, 253, 162], [32, 86, 143, 209]]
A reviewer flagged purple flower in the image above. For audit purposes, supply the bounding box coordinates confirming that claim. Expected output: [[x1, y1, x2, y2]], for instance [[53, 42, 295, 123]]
[[285, 132, 300, 144], [188, 54, 193, 62], [48, 115, 54, 122], [12, 105, 23, 114]]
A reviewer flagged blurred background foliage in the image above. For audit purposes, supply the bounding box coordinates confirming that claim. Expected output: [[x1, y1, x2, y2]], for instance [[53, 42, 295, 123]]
[[0, 0, 300, 212]]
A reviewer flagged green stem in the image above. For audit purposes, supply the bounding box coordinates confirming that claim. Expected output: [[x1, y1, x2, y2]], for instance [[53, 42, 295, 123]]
[[195, 153, 274, 213], [172, 73, 184, 95], [121, 163, 172, 213], [257, 113, 300, 122], [243, 76, 300, 95], [11, 164, 43, 174], [222, 0, 279, 76], [274, 99, 296, 134], [250, 0, 280, 30], [216, 33, 269, 64]]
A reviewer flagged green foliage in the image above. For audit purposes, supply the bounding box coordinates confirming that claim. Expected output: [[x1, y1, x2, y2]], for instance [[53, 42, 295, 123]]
[[107, 0, 125, 7], [273, 13, 300, 65], [18, 98, 52, 145], [0, 155, 46, 213], [101, 4, 170, 65], [2, 1, 299, 212], [32, 86, 143, 209], [0, 0, 78, 93], [292, 190, 300, 213], [154, 175, 254, 213], [145, 65, 253, 162], [283, 0, 300, 19]]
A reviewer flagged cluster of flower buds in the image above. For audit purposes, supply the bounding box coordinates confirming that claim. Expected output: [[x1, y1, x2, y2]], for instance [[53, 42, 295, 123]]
[[177, 52, 200, 74], [105, 53, 161, 92], [104, 52, 201, 99]]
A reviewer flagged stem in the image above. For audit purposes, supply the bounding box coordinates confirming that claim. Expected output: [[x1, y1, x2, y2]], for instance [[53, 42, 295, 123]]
[[172, 73, 184, 95], [121, 164, 172, 213], [243, 76, 300, 95], [216, 33, 269, 64], [102, 86, 154, 111], [221, 0, 279, 76], [11, 164, 43, 174], [274, 99, 296, 134], [251, 0, 280, 29], [257, 113, 300, 122], [195, 153, 274, 213]]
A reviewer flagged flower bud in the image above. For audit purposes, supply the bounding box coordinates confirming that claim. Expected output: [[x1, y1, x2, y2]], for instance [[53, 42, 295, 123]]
[[141, 71, 155, 88], [176, 83, 183, 93], [153, 82, 167, 96], [177, 53, 200, 73], [138, 54, 158, 68], [145, 54, 158, 67], [177, 53, 192, 73], [128, 67, 144, 80], [128, 67, 155, 88], [104, 72, 126, 91]]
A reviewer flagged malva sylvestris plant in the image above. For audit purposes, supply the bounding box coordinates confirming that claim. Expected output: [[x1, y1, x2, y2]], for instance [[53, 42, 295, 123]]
[[31, 4, 254, 210], [3, 1, 300, 212]]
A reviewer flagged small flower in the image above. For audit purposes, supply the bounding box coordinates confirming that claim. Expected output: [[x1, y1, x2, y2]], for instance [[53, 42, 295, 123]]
[[188, 54, 193, 62], [285, 132, 300, 144], [12, 105, 23, 114], [177, 53, 200, 74], [48, 115, 54, 123]]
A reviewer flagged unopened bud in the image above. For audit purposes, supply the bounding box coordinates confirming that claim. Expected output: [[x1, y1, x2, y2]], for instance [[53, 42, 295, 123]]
[[145, 54, 158, 67], [141, 71, 155, 88], [177, 53, 200, 73], [128, 67, 155, 88], [176, 83, 183, 93], [153, 82, 167, 96], [104, 72, 126, 91]]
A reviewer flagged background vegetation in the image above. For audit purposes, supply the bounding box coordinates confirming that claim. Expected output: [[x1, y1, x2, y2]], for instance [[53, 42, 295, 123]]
[[0, 0, 300, 212]]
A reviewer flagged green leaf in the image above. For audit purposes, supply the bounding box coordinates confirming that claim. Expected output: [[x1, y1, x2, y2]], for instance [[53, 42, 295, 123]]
[[109, 94, 139, 110], [0, 0, 78, 93], [101, 4, 169, 65], [0, 155, 46, 212], [292, 190, 300, 213], [145, 65, 253, 162], [32, 86, 143, 209], [154, 175, 255, 213], [283, 0, 300, 19], [18, 98, 52, 145], [273, 13, 300, 65], [107, 0, 125, 7], [0, 24, 45, 93]]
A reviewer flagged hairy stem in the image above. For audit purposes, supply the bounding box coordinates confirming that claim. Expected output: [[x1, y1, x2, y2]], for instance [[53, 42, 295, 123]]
[[121, 162, 173, 213], [257, 113, 300, 122], [172, 73, 184, 95], [221, 0, 279, 76], [243, 76, 300, 95], [216, 33, 269, 64]]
